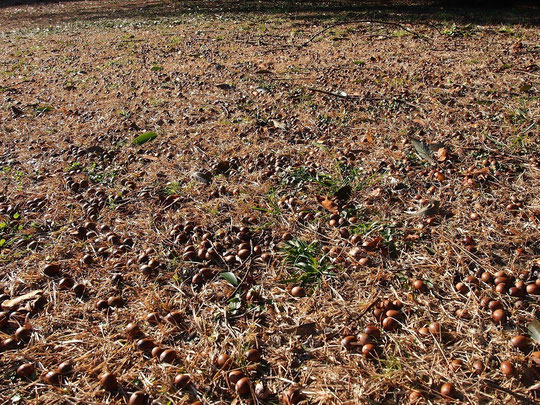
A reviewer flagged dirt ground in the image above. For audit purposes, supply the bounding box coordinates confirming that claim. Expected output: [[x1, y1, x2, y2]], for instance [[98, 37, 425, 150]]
[[0, 1, 539, 404]]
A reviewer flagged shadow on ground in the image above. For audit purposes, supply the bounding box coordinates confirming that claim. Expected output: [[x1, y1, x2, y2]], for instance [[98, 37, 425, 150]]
[[1, 1, 538, 27]]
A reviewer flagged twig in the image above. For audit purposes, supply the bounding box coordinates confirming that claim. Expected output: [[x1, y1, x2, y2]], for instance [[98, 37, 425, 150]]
[[349, 298, 379, 323], [483, 380, 537, 405], [306, 87, 354, 99], [299, 20, 430, 48]]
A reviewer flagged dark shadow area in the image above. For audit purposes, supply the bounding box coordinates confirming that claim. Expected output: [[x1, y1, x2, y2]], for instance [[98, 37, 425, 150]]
[[0, 1, 538, 27], [1, 0, 82, 6]]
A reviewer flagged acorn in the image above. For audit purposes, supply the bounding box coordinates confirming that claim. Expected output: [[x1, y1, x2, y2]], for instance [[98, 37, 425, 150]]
[[96, 299, 109, 311], [362, 343, 377, 358], [100, 372, 118, 391], [58, 277, 75, 290], [128, 391, 149, 405], [217, 353, 233, 369], [511, 335, 530, 350], [174, 374, 190, 389], [440, 382, 456, 398], [236, 377, 251, 395], [450, 359, 463, 372], [136, 338, 155, 352], [16, 363, 35, 378], [107, 296, 123, 307], [72, 283, 86, 297], [58, 360, 74, 375], [151, 346, 164, 359], [125, 323, 143, 339], [500, 360, 515, 377], [228, 370, 244, 384], [290, 286, 306, 298], [146, 312, 161, 325], [43, 263, 61, 277], [282, 387, 305, 405], [15, 325, 32, 342], [413, 279, 426, 292], [491, 309, 507, 324], [3, 338, 17, 350], [159, 348, 177, 363], [44, 370, 61, 385], [364, 324, 381, 338], [245, 348, 261, 362], [428, 322, 441, 338], [165, 310, 183, 325], [382, 317, 397, 331], [472, 360, 485, 375]]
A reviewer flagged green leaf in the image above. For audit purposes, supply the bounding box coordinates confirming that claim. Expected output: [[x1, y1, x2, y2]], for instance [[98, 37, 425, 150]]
[[12, 213, 19, 219], [220, 272, 239, 287], [36, 105, 53, 114], [0, 239, 6, 247], [151, 65, 163, 71], [132, 131, 157, 145]]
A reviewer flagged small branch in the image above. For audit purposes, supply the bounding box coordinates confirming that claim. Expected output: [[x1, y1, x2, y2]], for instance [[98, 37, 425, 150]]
[[299, 20, 430, 48], [484, 380, 537, 405]]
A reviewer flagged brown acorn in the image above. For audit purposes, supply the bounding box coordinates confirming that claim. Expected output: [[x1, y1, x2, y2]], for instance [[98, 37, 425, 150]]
[[100, 372, 118, 391]]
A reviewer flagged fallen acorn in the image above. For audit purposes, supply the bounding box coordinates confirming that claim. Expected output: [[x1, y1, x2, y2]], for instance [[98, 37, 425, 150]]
[[100, 372, 118, 391], [282, 386, 305, 405]]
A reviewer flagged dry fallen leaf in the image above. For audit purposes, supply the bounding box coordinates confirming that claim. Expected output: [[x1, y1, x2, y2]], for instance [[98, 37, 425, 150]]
[[527, 320, 540, 344], [437, 147, 448, 162], [1, 290, 43, 310], [317, 195, 338, 213], [363, 132, 373, 143], [407, 200, 441, 217], [465, 167, 490, 177], [410, 136, 434, 163]]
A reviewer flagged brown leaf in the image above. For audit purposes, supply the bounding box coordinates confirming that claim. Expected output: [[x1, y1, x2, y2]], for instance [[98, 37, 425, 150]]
[[465, 167, 490, 177], [1, 290, 43, 310], [437, 147, 448, 162], [363, 133, 373, 143], [368, 187, 382, 199], [316, 195, 338, 213], [362, 236, 382, 250]]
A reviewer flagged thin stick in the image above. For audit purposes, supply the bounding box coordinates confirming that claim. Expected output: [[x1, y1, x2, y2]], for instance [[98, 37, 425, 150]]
[[299, 20, 430, 48]]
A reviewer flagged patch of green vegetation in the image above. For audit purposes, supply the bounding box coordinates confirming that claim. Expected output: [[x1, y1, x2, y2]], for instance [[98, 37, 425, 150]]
[[443, 23, 476, 37], [164, 181, 184, 195], [498, 26, 514, 34], [252, 188, 281, 218], [280, 238, 334, 286], [0, 216, 28, 251], [391, 29, 411, 38]]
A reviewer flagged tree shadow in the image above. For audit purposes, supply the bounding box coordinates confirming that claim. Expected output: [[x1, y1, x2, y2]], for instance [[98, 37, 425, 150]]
[[1, 1, 538, 27]]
